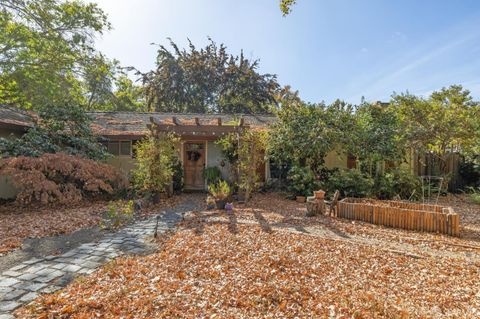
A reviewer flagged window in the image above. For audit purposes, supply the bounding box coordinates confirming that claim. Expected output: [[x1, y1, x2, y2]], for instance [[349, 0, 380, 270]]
[[120, 141, 131, 156], [104, 140, 132, 157]]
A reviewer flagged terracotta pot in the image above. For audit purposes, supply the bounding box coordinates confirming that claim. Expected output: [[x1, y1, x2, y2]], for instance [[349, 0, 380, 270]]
[[314, 190, 326, 199], [296, 196, 306, 203]]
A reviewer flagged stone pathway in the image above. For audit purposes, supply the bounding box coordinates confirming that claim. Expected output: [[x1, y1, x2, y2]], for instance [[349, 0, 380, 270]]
[[0, 200, 197, 319]]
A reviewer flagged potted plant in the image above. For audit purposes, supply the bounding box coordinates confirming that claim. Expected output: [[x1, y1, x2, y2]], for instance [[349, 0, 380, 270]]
[[225, 202, 234, 212], [314, 190, 326, 199], [206, 196, 216, 210], [209, 180, 231, 209]]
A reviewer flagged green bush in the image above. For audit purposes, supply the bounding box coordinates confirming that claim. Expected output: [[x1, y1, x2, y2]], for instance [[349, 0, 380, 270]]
[[466, 187, 480, 204], [209, 180, 232, 201], [172, 157, 183, 193], [469, 193, 480, 205], [203, 166, 222, 185], [0, 105, 108, 160], [132, 133, 179, 196], [373, 174, 395, 200], [373, 167, 422, 200], [326, 169, 374, 198], [101, 200, 134, 229], [287, 165, 318, 197]]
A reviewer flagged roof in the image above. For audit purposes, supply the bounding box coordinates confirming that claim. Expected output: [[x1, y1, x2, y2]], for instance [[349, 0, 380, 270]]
[[0, 106, 34, 131], [87, 112, 276, 138]]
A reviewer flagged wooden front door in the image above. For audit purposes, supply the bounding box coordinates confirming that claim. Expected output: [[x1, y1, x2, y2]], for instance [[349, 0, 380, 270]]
[[184, 142, 206, 190]]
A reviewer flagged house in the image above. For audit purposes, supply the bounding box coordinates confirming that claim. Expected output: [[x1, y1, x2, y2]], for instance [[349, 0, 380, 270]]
[[0, 107, 401, 196], [89, 112, 275, 190], [0, 107, 34, 199]]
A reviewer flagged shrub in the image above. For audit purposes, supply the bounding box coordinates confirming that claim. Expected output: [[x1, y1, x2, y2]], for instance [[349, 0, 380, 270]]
[[132, 133, 179, 196], [459, 160, 480, 188], [203, 166, 222, 185], [326, 169, 374, 198], [469, 192, 480, 205], [172, 157, 184, 193], [373, 167, 422, 200], [0, 105, 108, 160], [217, 130, 268, 202], [389, 167, 422, 200], [287, 165, 318, 197], [209, 180, 231, 201], [101, 200, 134, 229], [0, 153, 127, 206], [466, 187, 480, 205]]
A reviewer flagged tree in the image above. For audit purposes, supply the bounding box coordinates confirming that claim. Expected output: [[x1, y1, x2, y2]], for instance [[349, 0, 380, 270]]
[[391, 85, 479, 176], [237, 129, 268, 201], [268, 99, 352, 175], [280, 0, 297, 15], [347, 101, 405, 176], [140, 38, 279, 114], [0, 0, 114, 110], [0, 104, 107, 160]]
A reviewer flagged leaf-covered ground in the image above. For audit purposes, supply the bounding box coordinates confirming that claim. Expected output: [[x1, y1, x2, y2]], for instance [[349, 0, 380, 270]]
[[0, 202, 106, 255], [0, 196, 181, 255], [16, 193, 480, 318]]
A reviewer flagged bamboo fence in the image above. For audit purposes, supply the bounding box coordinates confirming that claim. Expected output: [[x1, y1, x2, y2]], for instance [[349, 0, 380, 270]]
[[337, 198, 460, 236]]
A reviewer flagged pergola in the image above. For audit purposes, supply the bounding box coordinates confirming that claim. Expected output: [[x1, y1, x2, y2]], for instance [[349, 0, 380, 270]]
[[147, 116, 249, 140]]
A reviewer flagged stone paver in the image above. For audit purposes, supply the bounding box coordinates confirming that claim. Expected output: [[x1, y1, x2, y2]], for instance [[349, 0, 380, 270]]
[[0, 199, 196, 317]]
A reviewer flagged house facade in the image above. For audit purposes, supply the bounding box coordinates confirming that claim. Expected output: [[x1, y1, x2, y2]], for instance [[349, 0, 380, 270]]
[[0, 107, 368, 198]]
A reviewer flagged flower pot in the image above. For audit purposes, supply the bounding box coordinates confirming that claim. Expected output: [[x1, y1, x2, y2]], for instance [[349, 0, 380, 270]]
[[225, 202, 234, 211], [314, 190, 326, 199], [296, 196, 306, 203], [215, 199, 226, 209]]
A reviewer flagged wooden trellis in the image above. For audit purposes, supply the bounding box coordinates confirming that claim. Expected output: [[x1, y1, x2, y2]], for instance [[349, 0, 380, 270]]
[[337, 198, 460, 236]]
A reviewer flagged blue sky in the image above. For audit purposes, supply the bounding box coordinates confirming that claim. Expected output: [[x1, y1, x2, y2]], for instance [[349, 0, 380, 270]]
[[94, 0, 480, 104]]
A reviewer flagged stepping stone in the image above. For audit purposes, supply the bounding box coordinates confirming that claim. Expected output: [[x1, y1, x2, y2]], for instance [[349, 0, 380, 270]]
[[2, 289, 26, 301], [17, 273, 38, 281], [14, 282, 47, 292], [8, 264, 27, 272], [63, 265, 82, 273], [1, 271, 21, 278], [0, 301, 20, 312], [0, 278, 20, 288], [19, 292, 38, 303], [22, 258, 42, 265]]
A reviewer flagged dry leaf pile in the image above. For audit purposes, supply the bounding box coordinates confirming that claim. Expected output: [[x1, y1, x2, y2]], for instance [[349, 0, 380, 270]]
[[14, 193, 480, 318], [0, 202, 106, 254]]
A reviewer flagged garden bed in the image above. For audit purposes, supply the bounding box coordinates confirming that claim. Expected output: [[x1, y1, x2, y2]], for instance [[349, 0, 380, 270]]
[[338, 198, 460, 236]]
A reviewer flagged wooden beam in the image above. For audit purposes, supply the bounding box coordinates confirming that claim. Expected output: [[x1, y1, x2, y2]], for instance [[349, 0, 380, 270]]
[[195, 117, 200, 126]]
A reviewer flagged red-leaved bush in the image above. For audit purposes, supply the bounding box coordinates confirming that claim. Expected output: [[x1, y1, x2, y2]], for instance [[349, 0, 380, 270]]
[[0, 153, 127, 206]]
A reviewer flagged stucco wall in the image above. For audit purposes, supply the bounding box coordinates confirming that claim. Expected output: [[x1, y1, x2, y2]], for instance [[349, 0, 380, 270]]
[[206, 141, 234, 182], [324, 149, 348, 169]]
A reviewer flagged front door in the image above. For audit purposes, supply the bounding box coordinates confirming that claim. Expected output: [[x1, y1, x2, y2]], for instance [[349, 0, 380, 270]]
[[184, 142, 206, 190]]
